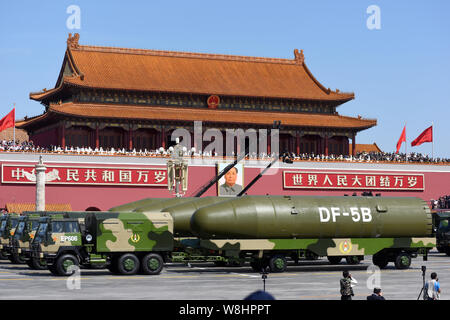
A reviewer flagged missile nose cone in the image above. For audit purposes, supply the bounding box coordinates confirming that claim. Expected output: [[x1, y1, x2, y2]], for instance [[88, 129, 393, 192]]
[[191, 203, 236, 238]]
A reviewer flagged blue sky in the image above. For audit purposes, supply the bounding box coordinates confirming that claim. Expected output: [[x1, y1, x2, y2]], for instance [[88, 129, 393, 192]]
[[0, 1, 449, 157]]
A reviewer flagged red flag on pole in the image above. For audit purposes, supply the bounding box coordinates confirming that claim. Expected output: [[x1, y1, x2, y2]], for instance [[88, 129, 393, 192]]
[[411, 126, 433, 147], [396, 126, 406, 153], [0, 108, 15, 133]]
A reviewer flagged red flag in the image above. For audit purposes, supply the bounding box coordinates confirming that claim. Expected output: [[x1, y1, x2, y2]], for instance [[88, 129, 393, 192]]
[[396, 126, 406, 153], [411, 126, 433, 147], [0, 108, 15, 132]]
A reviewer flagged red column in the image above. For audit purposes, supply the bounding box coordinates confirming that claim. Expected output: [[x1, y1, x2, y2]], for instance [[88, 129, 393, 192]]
[[267, 134, 271, 154], [61, 122, 65, 149], [128, 128, 133, 150], [95, 125, 99, 149], [161, 127, 166, 149], [352, 133, 356, 156], [296, 133, 300, 155], [325, 136, 329, 156]]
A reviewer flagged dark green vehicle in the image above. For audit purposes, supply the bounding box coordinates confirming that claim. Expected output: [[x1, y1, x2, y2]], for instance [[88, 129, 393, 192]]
[[32, 211, 173, 276], [435, 211, 450, 255], [0, 214, 20, 262], [10, 214, 46, 269]]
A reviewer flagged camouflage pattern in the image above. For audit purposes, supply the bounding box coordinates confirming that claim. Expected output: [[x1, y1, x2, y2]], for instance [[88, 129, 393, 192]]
[[133, 197, 193, 213], [33, 217, 83, 255], [435, 211, 450, 254], [196, 237, 436, 257], [0, 214, 19, 252], [85, 211, 173, 253], [108, 198, 166, 212], [12, 215, 40, 255]]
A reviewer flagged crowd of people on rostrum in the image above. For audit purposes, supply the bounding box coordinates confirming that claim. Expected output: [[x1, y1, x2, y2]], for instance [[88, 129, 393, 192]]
[[431, 195, 450, 210], [1, 139, 450, 164]]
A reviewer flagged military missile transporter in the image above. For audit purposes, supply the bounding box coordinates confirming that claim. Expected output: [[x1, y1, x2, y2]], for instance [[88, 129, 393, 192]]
[[186, 195, 436, 272], [434, 211, 450, 255], [30, 194, 436, 275], [9, 214, 41, 266], [31, 211, 173, 276], [0, 213, 20, 261]]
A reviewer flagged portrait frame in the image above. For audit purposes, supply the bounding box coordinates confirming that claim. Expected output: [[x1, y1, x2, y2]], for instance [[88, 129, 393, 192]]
[[217, 163, 245, 197]]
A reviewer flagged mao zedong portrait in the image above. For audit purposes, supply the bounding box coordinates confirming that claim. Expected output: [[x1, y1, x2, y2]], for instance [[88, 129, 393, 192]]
[[219, 167, 243, 196]]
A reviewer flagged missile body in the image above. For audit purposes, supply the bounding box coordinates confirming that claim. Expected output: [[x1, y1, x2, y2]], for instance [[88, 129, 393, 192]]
[[162, 196, 233, 236], [109, 198, 166, 212], [191, 195, 432, 239]]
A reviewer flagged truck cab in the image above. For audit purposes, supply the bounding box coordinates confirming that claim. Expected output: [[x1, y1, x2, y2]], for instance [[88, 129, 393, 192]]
[[0, 214, 19, 261], [32, 215, 87, 276], [32, 211, 174, 276], [10, 214, 43, 268], [435, 211, 450, 255]]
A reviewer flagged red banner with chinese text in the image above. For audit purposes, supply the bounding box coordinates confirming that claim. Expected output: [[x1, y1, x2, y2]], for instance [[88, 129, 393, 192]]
[[1, 164, 167, 187], [283, 171, 424, 191]]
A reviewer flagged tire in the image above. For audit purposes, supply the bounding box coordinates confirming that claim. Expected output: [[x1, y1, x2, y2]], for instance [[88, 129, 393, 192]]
[[327, 256, 342, 264], [30, 257, 47, 270], [372, 252, 389, 269], [268, 255, 287, 273], [394, 252, 411, 270], [213, 261, 227, 267], [140, 253, 163, 275], [250, 259, 264, 272], [345, 256, 363, 265], [48, 263, 59, 276], [10, 253, 26, 264], [0, 251, 8, 260], [117, 253, 140, 275], [55, 254, 79, 276]]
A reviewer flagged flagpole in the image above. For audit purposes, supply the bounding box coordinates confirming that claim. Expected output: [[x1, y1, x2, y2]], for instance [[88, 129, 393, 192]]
[[405, 122, 407, 162], [13, 103, 16, 148], [432, 122, 434, 160]]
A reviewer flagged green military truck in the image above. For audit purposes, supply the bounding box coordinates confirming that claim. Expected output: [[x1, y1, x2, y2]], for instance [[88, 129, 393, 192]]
[[0, 213, 20, 262], [434, 211, 450, 255], [9, 214, 42, 267], [32, 211, 173, 276]]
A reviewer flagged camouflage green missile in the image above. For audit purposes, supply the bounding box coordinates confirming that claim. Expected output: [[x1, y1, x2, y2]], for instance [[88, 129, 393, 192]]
[[191, 195, 433, 239], [133, 197, 194, 213], [109, 198, 167, 212], [161, 196, 234, 236]]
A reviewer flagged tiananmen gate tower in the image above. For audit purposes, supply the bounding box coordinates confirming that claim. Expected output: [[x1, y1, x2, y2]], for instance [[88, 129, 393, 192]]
[[19, 33, 376, 156]]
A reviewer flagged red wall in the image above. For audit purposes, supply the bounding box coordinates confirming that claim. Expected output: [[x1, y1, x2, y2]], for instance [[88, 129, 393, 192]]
[[1, 157, 449, 211]]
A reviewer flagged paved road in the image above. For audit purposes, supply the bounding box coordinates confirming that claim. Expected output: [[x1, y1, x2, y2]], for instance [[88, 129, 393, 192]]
[[0, 251, 448, 300]]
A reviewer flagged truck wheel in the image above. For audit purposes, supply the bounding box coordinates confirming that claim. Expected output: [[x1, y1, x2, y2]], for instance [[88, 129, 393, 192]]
[[0, 251, 7, 260], [372, 252, 389, 269], [327, 256, 342, 264], [30, 257, 47, 270], [269, 255, 287, 273], [394, 252, 411, 270], [346, 256, 363, 265], [117, 253, 140, 275], [48, 263, 59, 276], [55, 254, 79, 276], [140, 253, 163, 275], [10, 254, 26, 264], [250, 259, 264, 272]]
